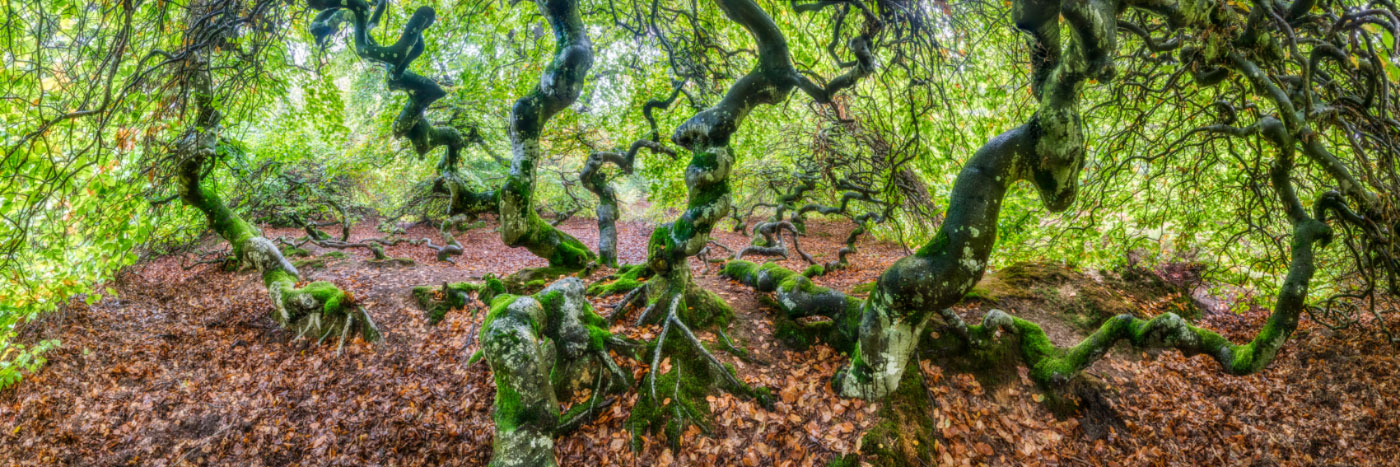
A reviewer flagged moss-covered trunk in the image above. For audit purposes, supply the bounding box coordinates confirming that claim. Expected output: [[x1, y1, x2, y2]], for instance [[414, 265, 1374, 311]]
[[833, 0, 1350, 399], [497, 0, 596, 271], [478, 278, 628, 466], [173, 67, 378, 345]]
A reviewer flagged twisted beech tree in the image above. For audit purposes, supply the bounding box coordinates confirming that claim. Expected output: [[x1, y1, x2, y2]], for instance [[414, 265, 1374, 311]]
[[174, 3, 381, 345], [306, 0, 593, 270], [573, 0, 892, 445], [5, 0, 1400, 461], [580, 86, 683, 267], [495, 0, 598, 271], [704, 0, 1400, 399]]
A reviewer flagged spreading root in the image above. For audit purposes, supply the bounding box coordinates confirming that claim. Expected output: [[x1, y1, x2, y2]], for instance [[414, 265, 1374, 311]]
[[586, 264, 650, 297], [721, 260, 862, 352], [268, 276, 382, 353], [620, 274, 772, 450]]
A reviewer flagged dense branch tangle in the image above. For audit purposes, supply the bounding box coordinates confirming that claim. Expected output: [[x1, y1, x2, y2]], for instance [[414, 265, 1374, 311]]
[[307, 0, 597, 271], [586, 0, 890, 448], [815, 0, 1399, 399], [306, 0, 497, 219]]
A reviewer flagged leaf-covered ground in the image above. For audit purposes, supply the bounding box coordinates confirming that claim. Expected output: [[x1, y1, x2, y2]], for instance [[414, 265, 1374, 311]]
[[2, 218, 1396, 465]]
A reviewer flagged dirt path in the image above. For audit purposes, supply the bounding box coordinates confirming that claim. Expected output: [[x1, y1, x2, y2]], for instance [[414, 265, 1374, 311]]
[[2, 218, 1396, 465]]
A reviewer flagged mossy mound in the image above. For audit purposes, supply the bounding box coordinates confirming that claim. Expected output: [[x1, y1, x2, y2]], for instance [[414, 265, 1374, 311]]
[[626, 334, 772, 451], [411, 278, 506, 325], [503, 266, 580, 295], [962, 261, 1203, 333], [281, 247, 312, 258]]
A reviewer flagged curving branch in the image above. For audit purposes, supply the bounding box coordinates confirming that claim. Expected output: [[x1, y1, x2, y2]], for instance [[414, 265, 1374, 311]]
[[172, 44, 379, 348], [305, 0, 497, 217], [833, 0, 1135, 399], [581, 137, 677, 267], [496, 0, 599, 271]]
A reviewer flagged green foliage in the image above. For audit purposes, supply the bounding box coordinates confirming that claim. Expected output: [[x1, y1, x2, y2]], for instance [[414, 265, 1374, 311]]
[[0, 334, 59, 391]]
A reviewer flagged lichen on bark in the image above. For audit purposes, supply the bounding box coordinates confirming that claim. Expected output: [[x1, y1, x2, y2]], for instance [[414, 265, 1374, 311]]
[[479, 278, 631, 466]]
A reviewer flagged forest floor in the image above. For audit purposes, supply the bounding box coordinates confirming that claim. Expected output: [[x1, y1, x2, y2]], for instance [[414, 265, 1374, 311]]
[[2, 217, 1398, 466]]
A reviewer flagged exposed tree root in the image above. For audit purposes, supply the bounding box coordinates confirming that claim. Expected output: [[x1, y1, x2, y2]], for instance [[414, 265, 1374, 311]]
[[410, 278, 506, 324], [721, 260, 861, 352], [502, 266, 583, 295], [586, 264, 650, 297], [615, 265, 772, 449]]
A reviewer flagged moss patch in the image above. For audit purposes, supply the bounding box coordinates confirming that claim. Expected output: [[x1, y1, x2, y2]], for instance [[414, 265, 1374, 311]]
[[292, 257, 328, 270], [411, 281, 488, 325], [281, 247, 311, 258], [587, 263, 649, 296], [856, 361, 938, 465]]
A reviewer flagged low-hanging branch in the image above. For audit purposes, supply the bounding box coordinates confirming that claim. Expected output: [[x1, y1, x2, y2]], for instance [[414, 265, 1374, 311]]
[[172, 49, 379, 348]]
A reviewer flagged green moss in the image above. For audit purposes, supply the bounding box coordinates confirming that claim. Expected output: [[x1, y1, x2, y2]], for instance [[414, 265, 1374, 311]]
[[455, 219, 487, 231], [281, 247, 311, 258], [757, 262, 797, 286], [626, 356, 714, 451], [323, 251, 349, 259], [412, 281, 486, 324], [504, 266, 577, 294], [914, 230, 949, 257], [773, 314, 814, 350], [367, 257, 415, 267], [547, 236, 594, 270], [850, 281, 877, 295], [587, 264, 649, 296], [961, 285, 999, 303], [827, 454, 860, 467], [856, 361, 937, 465], [491, 373, 528, 433], [292, 257, 328, 269], [679, 287, 733, 329], [480, 294, 529, 341], [802, 264, 825, 278], [719, 260, 758, 282]]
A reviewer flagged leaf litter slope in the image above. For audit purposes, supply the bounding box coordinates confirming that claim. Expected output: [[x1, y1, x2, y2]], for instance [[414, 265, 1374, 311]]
[[0, 218, 1396, 465]]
